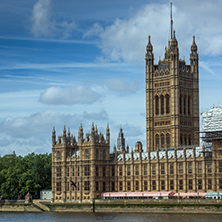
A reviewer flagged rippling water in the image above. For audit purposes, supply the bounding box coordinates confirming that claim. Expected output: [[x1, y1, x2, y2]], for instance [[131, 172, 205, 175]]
[[0, 212, 221, 222]]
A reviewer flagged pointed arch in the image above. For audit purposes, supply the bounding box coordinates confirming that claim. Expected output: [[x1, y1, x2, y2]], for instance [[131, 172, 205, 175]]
[[166, 94, 170, 114], [166, 133, 170, 148], [184, 95, 187, 115], [180, 94, 183, 114], [188, 95, 191, 115], [161, 94, 164, 115], [161, 133, 165, 148], [156, 134, 160, 149], [155, 95, 159, 115]]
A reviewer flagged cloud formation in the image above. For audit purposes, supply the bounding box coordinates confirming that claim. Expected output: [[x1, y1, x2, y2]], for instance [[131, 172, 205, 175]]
[[85, 0, 222, 63], [38, 86, 101, 105], [0, 110, 110, 156], [105, 78, 141, 95], [31, 0, 76, 38]]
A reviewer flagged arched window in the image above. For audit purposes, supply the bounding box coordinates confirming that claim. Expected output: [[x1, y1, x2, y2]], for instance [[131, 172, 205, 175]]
[[180, 95, 183, 114], [103, 150, 106, 160], [188, 96, 191, 115], [184, 95, 187, 115], [155, 95, 159, 115], [161, 134, 165, 148], [166, 133, 170, 148], [180, 134, 183, 146], [161, 95, 164, 115], [156, 134, 160, 149], [166, 94, 170, 114], [184, 134, 187, 146], [57, 152, 61, 158], [96, 149, 99, 160], [85, 149, 89, 159], [188, 134, 191, 145]]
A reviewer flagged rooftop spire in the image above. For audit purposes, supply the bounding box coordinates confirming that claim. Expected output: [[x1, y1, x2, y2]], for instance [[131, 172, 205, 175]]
[[170, 2, 173, 40]]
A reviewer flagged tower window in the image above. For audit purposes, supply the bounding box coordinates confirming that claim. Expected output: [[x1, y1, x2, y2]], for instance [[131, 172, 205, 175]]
[[184, 95, 187, 115], [103, 150, 106, 160], [156, 134, 160, 149], [166, 133, 170, 148], [166, 94, 170, 114], [155, 95, 159, 115], [188, 134, 191, 145], [180, 95, 183, 114], [180, 134, 183, 146], [161, 95, 164, 115], [184, 134, 187, 146], [161, 134, 165, 148], [188, 96, 191, 115], [96, 149, 99, 160]]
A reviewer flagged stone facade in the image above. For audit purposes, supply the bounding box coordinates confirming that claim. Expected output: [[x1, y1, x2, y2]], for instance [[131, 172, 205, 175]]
[[51, 33, 222, 202]]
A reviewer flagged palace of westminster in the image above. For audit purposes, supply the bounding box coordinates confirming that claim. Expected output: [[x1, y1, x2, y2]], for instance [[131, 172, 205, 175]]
[[51, 29, 222, 202]]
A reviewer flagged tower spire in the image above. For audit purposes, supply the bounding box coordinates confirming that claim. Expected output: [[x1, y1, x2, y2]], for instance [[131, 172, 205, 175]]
[[170, 2, 173, 40]]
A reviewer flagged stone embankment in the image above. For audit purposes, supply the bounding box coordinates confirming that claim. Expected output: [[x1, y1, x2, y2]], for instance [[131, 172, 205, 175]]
[[1, 199, 222, 213]]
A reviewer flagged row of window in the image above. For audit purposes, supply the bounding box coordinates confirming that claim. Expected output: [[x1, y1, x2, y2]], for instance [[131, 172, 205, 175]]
[[56, 162, 222, 178], [180, 94, 191, 115], [118, 179, 222, 191], [56, 178, 222, 193], [180, 133, 192, 146], [155, 133, 170, 148], [85, 149, 107, 160], [118, 162, 222, 176], [155, 94, 170, 115]]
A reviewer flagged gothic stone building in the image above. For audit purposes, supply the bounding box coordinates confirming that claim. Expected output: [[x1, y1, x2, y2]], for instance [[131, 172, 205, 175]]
[[51, 33, 222, 202]]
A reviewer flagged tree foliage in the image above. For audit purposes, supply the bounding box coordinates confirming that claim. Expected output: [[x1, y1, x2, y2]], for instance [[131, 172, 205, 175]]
[[0, 153, 51, 199]]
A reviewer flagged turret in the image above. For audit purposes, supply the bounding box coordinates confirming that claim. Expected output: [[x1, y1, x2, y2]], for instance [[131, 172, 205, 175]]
[[117, 127, 125, 152], [106, 124, 110, 144], [190, 35, 198, 75], [78, 123, 84, 144], [170, 30, 179, 60], [63, 125, 66, 146], [52, 126, 56, 146], [91, 122, 95, 143], [145, 35, 154, 78], [135, 141, 143, 153]]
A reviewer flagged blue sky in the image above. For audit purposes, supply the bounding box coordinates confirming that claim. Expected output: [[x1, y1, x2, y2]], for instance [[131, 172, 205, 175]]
[[0, 0, 222, 156]]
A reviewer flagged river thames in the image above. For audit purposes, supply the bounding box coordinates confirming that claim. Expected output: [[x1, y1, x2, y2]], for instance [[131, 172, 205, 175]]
[[0, 212, 221, 222]]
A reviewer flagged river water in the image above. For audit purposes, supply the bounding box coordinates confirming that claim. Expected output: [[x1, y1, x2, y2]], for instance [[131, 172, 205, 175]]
[[0, 212, 221, 222]]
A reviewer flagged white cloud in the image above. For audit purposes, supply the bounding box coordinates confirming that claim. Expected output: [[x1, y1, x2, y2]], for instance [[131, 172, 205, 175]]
[[85, 0, 222, 63], [0, 110, 110, 156], [83, 110, 108, 121], [38, 86, 102, 105], [105, 78, 141, 95], [31, 0, 76, 38]]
